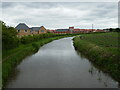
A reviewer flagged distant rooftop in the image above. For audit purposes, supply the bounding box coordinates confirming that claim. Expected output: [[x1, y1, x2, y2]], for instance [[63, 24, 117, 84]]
[[30, 27, 41, 31], [56, 29, 69, 32], [15, 23, 45, 31], [15, 23, 29, 30]]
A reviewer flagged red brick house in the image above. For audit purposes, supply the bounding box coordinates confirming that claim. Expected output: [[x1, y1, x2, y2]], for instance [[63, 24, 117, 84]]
[[48, 27, 105, 34]]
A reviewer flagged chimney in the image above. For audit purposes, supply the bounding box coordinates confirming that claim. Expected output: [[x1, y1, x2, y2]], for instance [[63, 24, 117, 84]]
[[69, 27, 74, 30]]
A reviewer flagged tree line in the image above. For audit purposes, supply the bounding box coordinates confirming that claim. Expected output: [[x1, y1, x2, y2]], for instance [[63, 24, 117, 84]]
[[104, 28, 120, 32]]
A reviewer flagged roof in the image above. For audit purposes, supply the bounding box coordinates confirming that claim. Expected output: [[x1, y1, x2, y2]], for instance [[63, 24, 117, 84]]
[[15, 23, 29, 30], [74, 29, 81, 31], [30, 27, 41, 31], [56, 29, 69, 32], [48, 30, 55, 32]]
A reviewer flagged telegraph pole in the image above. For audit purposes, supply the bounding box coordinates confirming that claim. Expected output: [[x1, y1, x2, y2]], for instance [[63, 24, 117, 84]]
[[92, 24, 93, 31]]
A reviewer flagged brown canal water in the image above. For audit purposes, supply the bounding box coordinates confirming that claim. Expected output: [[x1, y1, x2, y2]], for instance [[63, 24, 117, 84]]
[[6, 37, 119, 88]]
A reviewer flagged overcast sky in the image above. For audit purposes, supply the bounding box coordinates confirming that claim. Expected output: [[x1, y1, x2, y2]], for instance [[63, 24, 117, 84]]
[[1, 2, 118, 29]]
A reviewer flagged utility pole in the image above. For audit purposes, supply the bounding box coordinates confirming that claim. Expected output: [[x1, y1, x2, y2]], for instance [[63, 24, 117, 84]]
[[92, 24, 93, 31]]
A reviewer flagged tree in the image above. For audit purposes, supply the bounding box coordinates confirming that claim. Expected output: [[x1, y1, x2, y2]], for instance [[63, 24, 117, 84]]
[[115, 28, 120, 32], [2, 21, 19, 50]]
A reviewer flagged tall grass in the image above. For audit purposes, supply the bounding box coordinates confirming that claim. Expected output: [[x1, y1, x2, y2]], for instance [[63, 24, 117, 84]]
[[73, 32, 120, 82]]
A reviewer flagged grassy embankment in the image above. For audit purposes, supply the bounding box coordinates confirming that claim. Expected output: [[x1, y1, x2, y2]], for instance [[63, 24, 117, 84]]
[[73, 32, 120, 82], [2, 34, 77, 87]]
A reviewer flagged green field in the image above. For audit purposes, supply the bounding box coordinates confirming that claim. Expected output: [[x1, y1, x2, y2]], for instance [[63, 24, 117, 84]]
[[73, 32, 120, 82]]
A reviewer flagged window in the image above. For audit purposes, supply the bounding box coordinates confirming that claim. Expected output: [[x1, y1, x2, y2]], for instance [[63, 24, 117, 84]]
[[25, 30, 27, 32], [41, 30, 44, 32], [18, 30, 20, 32]]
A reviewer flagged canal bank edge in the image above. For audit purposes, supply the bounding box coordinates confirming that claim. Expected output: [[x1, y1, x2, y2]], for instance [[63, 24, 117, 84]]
[[73, 34, 120, 83], [2, 35, 75, 88]]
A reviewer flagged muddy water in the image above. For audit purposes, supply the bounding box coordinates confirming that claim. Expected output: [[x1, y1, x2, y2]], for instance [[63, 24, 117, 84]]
[[6, 37, 119, 88]]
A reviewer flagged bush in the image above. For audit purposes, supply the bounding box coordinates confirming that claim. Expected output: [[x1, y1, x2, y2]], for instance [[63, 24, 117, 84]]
[[2, 21, 19, 50]]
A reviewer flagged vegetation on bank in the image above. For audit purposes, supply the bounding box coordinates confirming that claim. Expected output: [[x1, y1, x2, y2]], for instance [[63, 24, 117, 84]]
[[73, 32, 120, 82], [2, 21, 79, 87]]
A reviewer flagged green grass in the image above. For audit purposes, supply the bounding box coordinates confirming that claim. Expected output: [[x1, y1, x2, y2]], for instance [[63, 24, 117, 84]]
[[73, 32, 120, 82], [2, 35, 72, 88], [0, 62, 1, 90]]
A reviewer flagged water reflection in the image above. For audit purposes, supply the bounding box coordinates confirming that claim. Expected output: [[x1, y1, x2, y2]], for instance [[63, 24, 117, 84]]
[[6, 37, 119, 88], [6, 68, 20, 86], [75, 49, 119, 88]]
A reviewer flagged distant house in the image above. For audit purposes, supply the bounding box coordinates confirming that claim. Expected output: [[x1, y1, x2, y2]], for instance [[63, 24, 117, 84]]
[[15, 23, 47, 37], [38, 26, 47, 34], [30, 26, 47, 35], [48, 27, 105, 34], [30, 27, 40, 35], [53, 27, 74, 34], [55, 29, 70, 34], [47, 29, 56, 33], [15, 23, 31, 37]]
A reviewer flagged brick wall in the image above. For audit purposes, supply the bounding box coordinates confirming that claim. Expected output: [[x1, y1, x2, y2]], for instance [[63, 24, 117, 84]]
[[17, 29, 31, 37]]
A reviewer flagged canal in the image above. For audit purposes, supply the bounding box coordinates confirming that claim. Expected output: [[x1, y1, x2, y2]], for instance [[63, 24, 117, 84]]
[[6, 37, 119, 88]]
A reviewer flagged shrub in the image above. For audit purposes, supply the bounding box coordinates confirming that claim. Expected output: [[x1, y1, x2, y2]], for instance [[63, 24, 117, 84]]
[[2, 21, 19, 50]]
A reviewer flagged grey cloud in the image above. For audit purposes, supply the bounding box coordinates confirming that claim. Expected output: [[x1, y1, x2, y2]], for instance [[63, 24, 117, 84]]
[[1, 2, 118, 29]]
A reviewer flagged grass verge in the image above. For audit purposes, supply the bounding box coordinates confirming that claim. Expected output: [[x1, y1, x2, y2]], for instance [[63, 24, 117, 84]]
[[73, 32, 120, 82]]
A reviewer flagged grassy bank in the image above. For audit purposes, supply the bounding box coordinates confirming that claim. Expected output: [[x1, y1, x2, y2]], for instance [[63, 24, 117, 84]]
[[73, 32, 120, 82], [2, 35, 74, 88]]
